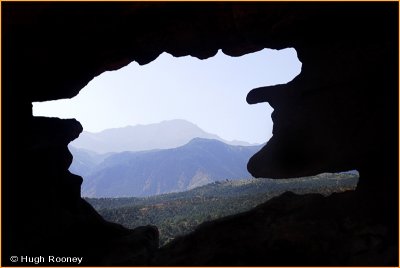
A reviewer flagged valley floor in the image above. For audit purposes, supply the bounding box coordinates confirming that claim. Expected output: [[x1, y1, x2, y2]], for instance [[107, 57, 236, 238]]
[[85, 172, 358, 246]]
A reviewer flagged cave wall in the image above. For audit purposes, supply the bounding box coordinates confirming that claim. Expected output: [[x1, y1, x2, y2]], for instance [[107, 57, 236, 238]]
[[2, 2, 398, 265]]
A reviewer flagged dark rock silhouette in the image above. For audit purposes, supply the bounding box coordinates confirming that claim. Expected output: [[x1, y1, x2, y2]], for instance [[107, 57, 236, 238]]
[[2, 2, 398, 266], [152, 191, 396, 266], [3, 116, 159, 265]]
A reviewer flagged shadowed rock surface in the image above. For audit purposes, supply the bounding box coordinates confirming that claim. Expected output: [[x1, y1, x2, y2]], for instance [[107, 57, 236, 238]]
[[152, 191, 396, 266], [2, 2, 398, 266]]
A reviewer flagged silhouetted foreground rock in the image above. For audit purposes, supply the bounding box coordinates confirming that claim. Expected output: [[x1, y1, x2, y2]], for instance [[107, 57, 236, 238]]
[[153, 191, 397, 266], [3, 116, 159, 265], [3, 2, 398, 266]]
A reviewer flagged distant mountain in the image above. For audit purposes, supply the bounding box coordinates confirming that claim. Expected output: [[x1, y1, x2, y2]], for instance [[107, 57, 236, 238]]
[[70, 119, 255, 154], [68, 146, 112, 177], [79, 138, 262, 198]]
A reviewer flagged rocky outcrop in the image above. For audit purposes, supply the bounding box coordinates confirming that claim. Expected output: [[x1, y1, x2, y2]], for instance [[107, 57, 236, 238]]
[[152, 191, 397, 266], [3, 2, 398, 266], [3, 116, 159, 265]]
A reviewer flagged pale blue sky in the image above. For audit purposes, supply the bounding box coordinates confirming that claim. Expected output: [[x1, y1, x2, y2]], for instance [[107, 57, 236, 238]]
[[33, 48, 301, 144]]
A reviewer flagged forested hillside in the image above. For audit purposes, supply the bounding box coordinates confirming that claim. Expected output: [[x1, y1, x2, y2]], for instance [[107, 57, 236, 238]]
[[86, 172, 358, 245]]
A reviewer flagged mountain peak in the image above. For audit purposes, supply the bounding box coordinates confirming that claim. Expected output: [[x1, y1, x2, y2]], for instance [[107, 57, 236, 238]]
[[159, 119, 196, 125], [76, 137, 262, 198], [187, 137, 225, 146], [71, 119, 254, 154]]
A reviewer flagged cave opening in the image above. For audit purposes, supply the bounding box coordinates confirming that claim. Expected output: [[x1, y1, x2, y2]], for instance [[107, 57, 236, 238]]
[[32, 47, 358, 246], [33, 48, 301, 192], [4, 2, 396, 265]]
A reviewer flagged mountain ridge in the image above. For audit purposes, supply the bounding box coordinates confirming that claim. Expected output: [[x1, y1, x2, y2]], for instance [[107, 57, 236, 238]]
[[70, 119, 258, 154], [74, 138, 262, 198]]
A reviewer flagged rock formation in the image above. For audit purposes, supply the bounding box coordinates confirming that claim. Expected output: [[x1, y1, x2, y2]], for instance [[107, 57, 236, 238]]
[[2, 2, 398, 265]]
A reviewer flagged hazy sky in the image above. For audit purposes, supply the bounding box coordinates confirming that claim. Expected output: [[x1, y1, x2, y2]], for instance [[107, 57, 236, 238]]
[[33, 48, 301, 144]]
